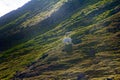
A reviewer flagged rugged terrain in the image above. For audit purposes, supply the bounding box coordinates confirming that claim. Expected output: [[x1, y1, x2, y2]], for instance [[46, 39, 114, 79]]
[[0, 0, 120, 80]]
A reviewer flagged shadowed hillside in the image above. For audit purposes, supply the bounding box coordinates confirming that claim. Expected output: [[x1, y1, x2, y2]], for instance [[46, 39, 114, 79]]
[[0, 0, 120, 80]]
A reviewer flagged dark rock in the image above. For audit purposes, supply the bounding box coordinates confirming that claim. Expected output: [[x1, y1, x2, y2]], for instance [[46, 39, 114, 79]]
[[64, 44, 73, 53], [77, 73, 86, 80], [40, 53, 48, 60], [106, 78, 113, 80]]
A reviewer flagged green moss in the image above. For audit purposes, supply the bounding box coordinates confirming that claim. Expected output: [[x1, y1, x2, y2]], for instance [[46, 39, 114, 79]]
[[0, 0, 120, 79], [0, 12, 30, 30], [94, 10, 111, 21]]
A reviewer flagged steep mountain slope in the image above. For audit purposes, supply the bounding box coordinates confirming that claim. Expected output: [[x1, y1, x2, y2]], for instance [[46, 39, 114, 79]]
[[0, 0, 82, 51], [0, 0, 120, 80], [14, 13, 120, 80]]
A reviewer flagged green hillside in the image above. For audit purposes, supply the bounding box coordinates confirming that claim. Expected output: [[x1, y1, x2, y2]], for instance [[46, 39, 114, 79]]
[[0, 0, 120, 80]]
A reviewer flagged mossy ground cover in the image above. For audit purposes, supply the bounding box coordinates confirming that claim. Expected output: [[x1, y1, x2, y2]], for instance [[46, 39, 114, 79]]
[[0, 0, 120, 79]]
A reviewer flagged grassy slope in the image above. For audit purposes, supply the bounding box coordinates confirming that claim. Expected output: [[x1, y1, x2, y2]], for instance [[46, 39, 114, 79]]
[[15, 12, 120, 80], [0, 0, 120, 80], [0, 0, 61, 51]]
